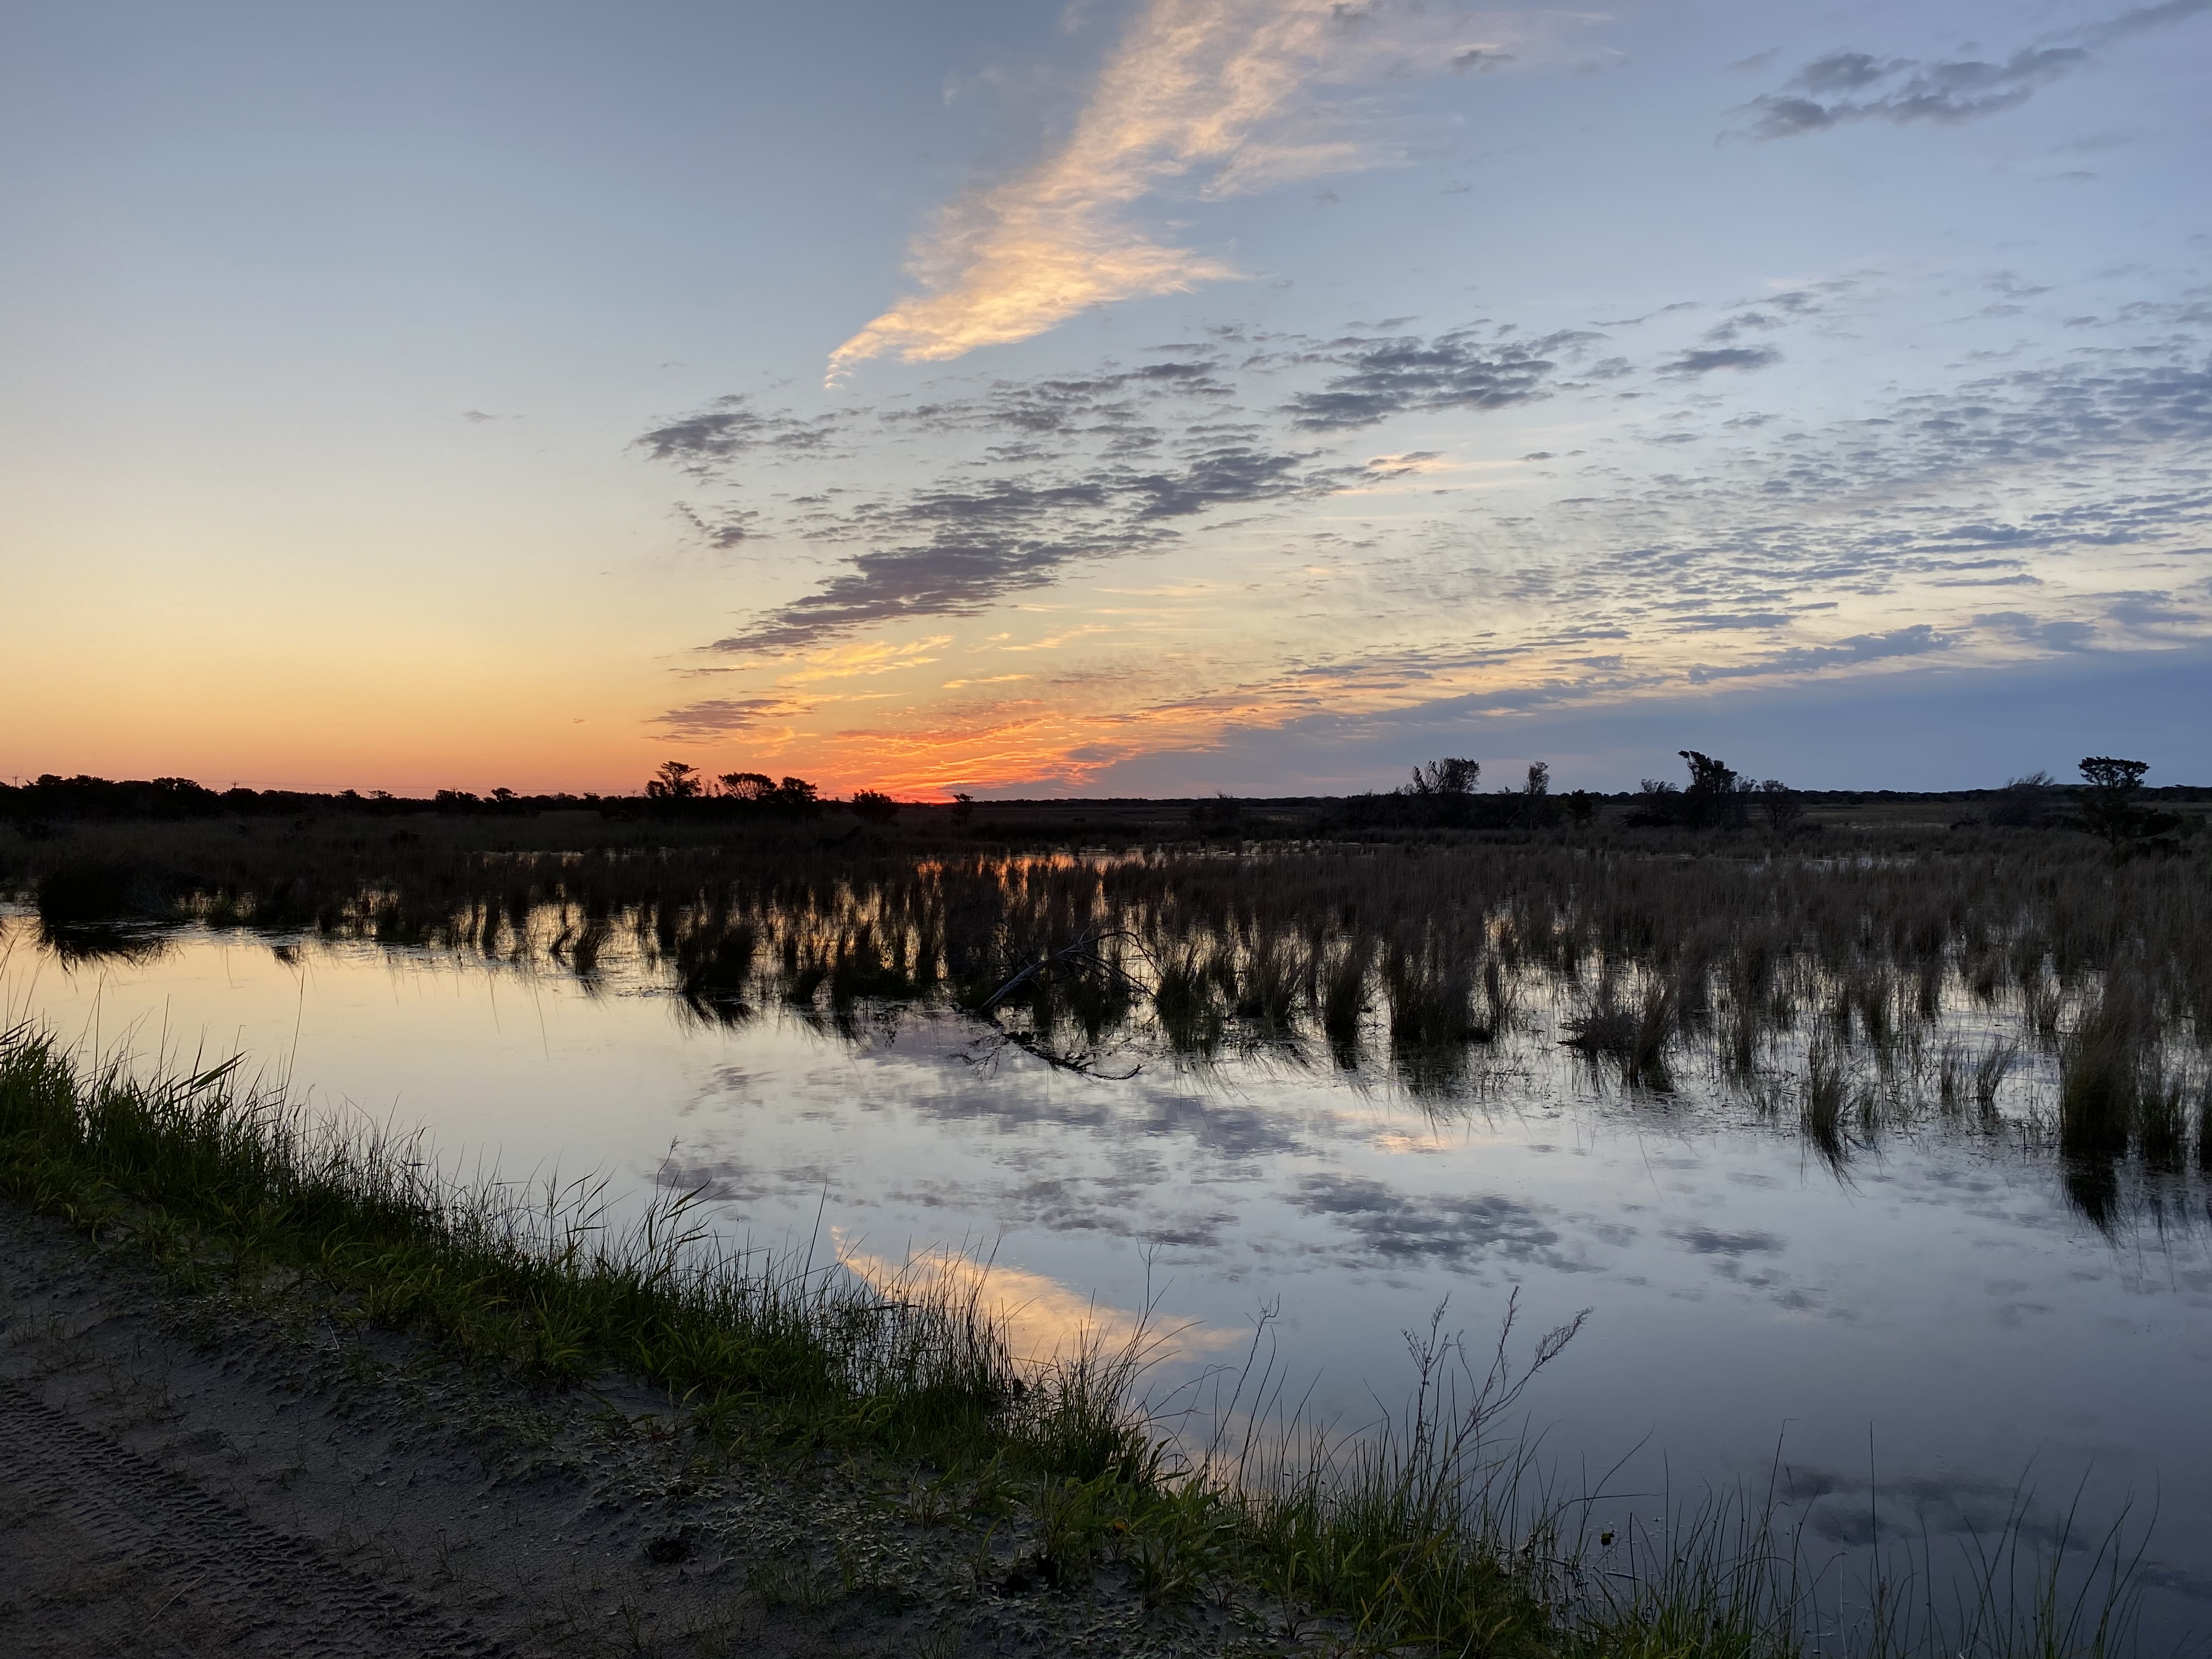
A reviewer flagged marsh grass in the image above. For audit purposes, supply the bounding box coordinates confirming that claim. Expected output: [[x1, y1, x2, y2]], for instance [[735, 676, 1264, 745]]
[[9, 815, 2212, 1228], [1566, 1474, 2148, 1659], [0, 1022, 1094, 1475]]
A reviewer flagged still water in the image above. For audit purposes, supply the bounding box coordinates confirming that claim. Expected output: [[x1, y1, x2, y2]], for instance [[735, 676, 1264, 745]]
[[5, 904, 2209, 1636]]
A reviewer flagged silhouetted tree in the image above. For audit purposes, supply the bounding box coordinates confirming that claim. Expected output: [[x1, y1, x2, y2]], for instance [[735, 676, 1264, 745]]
[[772, 776, 820, 814], [2075, 756, 2179, 850], [1563, 789, 1597, 827], [1753, 778, 1802, 833], [950, 791, 975, 826], [646, 760, 703, 800], [1678, 749, 1753, 830], [1518, 761, 1557, 826], [709, 771, 820, 816]]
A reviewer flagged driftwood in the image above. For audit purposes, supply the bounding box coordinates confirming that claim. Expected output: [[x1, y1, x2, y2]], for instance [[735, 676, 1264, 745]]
[[967, 927, 1154, 1080], [974, 926, 1150, 1012]]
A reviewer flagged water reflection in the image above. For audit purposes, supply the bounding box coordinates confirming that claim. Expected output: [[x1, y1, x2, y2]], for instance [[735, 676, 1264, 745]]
[[833, 1239, 1240, 1370], [34, 918, 177, 968], [5, 900, 2212, 1638]]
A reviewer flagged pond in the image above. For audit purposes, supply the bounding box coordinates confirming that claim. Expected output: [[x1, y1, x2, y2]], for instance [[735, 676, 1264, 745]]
[[4, 878, 2209, 1643]]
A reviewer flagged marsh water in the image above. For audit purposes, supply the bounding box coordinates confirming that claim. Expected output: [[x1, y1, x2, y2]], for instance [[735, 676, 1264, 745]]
[[6, 882, 2211, 1640]]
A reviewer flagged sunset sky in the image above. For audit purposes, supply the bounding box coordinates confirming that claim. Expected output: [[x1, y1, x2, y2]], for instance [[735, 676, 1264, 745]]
[[5, 0, 2208, 797]]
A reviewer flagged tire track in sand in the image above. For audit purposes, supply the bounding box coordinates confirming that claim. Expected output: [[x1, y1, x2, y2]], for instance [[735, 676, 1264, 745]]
[[0, 1378, 504, 1657]]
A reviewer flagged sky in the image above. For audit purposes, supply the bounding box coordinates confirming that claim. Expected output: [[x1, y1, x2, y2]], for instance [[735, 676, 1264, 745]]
[[3, 0, 2208, 798]]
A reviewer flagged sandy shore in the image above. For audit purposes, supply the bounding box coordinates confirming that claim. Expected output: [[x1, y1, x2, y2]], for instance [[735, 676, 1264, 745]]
[[0, 1204, 1258, 1658]]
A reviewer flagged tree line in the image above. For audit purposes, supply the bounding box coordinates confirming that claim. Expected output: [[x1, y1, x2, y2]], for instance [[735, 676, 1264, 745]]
[[0, 753, 2193, 851], [1351, 749, 2190, 849]]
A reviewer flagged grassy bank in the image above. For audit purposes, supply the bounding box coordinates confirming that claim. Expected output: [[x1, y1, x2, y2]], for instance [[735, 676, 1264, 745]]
[[0, 1020, 2156, 1658]]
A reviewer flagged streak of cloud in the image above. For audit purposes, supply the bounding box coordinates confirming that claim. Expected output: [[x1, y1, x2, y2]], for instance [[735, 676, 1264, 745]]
[[1741, 0, 2210, 139], [827, 0, 1536, 378]]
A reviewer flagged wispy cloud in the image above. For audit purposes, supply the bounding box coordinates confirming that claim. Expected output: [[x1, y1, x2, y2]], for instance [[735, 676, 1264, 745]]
[[1741, 0, 2210, 139], [654, 697, 799, 738], [633, 396, 846, 473], [706, 439, 1339, 654], [827, 0, 1545, 377], [1661, 345, 1781, 376], [1282, 327, 1591, 430]]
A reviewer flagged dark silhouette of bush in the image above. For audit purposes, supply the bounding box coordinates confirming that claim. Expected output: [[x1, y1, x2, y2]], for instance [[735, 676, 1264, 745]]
[[1404, 757, 1480, 797], [1987, 771, 2056, 828], [713, 773, 823, 818], [1626, 778, 1681, 827], [1189, 795, 1244, 837], [1626, 753, 1763, 831], [848, 790, 901, 824], [36, 859, 166, 924]]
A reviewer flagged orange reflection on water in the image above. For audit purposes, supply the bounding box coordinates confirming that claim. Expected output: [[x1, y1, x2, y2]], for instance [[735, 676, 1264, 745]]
[[833, 1234, 1238, 1370]]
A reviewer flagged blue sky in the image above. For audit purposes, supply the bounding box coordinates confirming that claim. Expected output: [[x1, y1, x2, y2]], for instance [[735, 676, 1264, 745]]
[[3, 0, 2207, 794]]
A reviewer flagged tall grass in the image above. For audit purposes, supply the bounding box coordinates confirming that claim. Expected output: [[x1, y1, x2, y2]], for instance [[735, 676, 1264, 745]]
[[0, 1020, 1092, 1470]]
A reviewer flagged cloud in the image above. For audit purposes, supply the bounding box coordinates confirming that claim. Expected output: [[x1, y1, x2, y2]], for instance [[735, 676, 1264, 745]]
[[1289, 1173, 1573, 1265], [1742, 1, 2210, 139], [827, 0, 1550, 375], [676, 504, 759, 548], [1283, 328, 1586, 429], [703, 441, 1335, 653], [639, 309, 2212, 733], [2080, 0, 2212, 47], [879, 357, 1232, 448], [654, 698, 797, 738], [1661, 346, 1782, 376], [1671, 1226, 1785, 1256], [633, 396, 844, 473]]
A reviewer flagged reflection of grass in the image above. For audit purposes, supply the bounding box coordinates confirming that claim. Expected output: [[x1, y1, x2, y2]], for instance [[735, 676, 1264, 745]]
[[1802, 1037, 1852, 1171], [16, 808, 2212, 1230], [1563, 976, 1676, 1090], [1, 1022, 2160, 1657], [35, 856, 166, 924]]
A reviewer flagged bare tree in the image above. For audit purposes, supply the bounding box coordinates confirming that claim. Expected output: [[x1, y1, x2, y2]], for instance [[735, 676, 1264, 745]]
[[1753, 778, 1802, 833]]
